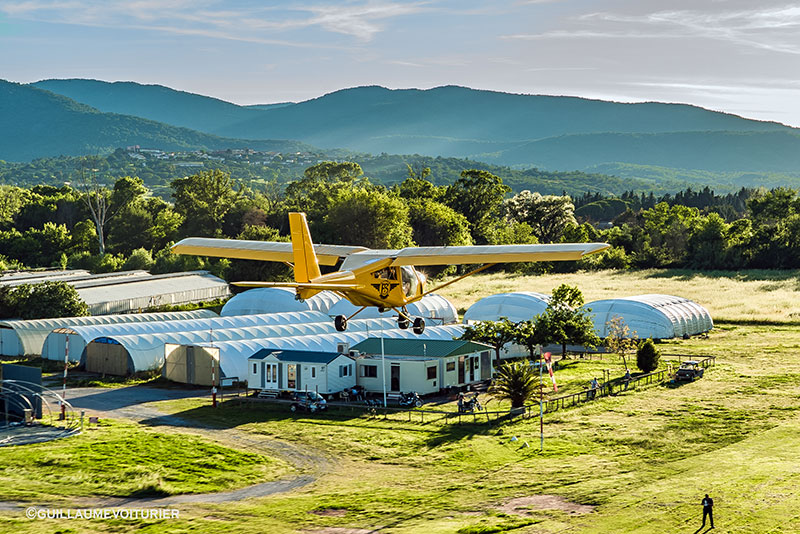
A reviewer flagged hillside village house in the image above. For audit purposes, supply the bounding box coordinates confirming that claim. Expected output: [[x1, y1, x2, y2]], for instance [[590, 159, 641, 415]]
[[350, 338, 494, 395], [248, 349, 356, 396]]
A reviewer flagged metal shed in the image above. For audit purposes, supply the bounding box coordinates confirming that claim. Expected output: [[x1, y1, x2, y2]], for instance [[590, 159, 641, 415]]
[[76, 271, 231, 315], [0, 309, 217, 358]]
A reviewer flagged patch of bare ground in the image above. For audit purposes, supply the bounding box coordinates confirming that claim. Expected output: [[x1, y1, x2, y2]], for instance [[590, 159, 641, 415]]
[[310, 508, 348, 517], [499, 495, 595, 516]]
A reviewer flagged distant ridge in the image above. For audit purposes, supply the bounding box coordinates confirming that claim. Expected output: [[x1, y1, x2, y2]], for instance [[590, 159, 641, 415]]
[[32, 80, 800, 173], [0, 80, 314, 161]]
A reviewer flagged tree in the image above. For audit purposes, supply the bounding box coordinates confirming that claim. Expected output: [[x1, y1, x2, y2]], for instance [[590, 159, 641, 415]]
[[0, 281, 89, 320], [321, 188, 413, 249], [77, 172, 147, 255], [604, 316, 638, 369], [636, 339, 660, 373], [407, 199, 472, 247], [445, 170, 510, 244], [172, 169, 242, 237], [533, 284, 600, 357], [489, 360, 538, 408], [505, 191, 577, 243], [226, 225, 293, 283], [513, 320, 542, 362], [459, 318, 517, 362]]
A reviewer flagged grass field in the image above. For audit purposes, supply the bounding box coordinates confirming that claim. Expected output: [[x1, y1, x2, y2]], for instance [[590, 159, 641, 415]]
[[437, 269, 800, 323], [3, 269, 800, 533]]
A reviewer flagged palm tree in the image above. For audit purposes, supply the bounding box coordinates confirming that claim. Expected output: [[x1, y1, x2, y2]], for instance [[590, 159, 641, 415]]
[[489, 360, 538, 409]]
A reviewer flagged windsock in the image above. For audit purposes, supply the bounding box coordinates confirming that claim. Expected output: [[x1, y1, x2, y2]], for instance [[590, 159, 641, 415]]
[[544, 352, 557, 392]]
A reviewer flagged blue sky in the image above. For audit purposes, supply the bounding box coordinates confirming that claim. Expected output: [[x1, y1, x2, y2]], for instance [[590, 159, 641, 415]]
[[2, 0, 800, 126]]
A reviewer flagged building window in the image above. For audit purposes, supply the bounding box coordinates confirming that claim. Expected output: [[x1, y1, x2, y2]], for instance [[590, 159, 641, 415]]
[[340, 365, 350, 377], [311, 366, 316, 378], [253, 363, 257, 374], [427, 366, 437, 380], [446, 362, 455, 372], [362, 365, 377, 378]]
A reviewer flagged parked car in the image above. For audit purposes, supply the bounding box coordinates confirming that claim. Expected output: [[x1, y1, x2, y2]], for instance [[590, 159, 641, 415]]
[[675, 361, 705, 382], [290, 391, 328, 412]]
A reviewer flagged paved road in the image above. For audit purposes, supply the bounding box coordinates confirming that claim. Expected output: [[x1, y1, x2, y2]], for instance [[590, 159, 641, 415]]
[[2, 385, 330, 510]]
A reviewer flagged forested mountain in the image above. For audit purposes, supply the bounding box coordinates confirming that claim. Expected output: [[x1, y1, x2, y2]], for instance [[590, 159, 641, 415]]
[[32, 80, 800, 175], [33, 78, 260, 133], [0, 81, 314, 161]]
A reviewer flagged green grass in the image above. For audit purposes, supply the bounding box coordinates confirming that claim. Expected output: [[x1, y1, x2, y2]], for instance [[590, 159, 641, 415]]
[[5, 271, 800, 533], [0, 420, 290, 502]]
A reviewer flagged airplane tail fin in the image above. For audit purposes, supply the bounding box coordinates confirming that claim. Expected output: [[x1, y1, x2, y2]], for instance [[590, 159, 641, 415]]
[[289, 212, 322, 284]]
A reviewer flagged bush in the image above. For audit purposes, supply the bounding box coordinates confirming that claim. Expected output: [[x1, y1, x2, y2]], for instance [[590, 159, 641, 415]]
[[122, 248, 154, 271], [636, 339, 660, 372]]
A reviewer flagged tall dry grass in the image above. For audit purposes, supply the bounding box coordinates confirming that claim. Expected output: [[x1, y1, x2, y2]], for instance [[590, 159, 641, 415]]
[[435, 269, 800, 323]]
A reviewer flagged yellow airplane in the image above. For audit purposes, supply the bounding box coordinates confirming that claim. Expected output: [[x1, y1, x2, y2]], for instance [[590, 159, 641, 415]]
[[171, 212, 609, 334]]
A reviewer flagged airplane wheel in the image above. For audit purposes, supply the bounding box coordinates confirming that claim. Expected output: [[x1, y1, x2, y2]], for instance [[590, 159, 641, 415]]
[[398, 316, 410, 329], [413, 317, 425, 334], [335, 315, 348, 331]]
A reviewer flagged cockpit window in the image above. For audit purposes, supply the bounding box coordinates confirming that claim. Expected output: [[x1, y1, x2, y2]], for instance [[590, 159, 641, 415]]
[[373, 267, 396, 280], [401, 266, 418, 297]]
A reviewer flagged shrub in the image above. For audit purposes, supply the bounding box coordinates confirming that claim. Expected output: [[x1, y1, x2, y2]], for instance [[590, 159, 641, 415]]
[[636, 339, 661, 373], [122, 248, 154, 271]]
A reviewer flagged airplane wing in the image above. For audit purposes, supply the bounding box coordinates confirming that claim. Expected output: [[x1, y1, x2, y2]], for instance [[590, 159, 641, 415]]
[[389, 243, 610, 266], [232, 281, 360, 290], [170, 238, 368, 266]]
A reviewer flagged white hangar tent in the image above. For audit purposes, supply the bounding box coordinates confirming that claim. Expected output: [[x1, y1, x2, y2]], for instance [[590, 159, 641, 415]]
[[588, 294, 713, 340], [0, 309, 217, 358], [220, 288, 341, 316], [76, 271, 231, 315], [165, 324, 466, 386], [462, 292, 550, 324], [327, 294, 458, 325], [42, 310, 330, 363], [83, 316, 398, 377]]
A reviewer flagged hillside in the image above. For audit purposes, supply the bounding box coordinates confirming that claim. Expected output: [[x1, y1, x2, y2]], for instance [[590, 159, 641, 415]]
[[36, 80, 800, 174], [0, 81, 314, 161], [33, 78, 261, 133]]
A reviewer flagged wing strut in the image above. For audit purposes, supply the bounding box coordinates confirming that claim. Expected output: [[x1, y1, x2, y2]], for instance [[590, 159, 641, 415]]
[[409, 263, 497, 303]]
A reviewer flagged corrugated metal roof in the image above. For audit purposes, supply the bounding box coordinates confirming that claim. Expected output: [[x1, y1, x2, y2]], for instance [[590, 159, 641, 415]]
[[250, 350, 345, 364], [350, 338, 492, 358]]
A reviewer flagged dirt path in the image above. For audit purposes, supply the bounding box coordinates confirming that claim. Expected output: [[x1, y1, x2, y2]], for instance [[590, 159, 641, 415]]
[[3, 386, 331, 510]]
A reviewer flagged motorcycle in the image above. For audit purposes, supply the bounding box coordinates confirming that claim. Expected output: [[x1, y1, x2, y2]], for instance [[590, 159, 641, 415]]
[[398, 391, 423, 408], [457, 393, 482, 413]]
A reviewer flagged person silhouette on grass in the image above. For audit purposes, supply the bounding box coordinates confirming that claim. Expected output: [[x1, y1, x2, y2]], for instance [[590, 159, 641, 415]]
[[701, 493, 714, 529]]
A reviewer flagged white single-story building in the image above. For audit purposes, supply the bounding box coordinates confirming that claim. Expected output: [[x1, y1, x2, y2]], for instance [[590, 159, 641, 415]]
[[247, 350, 356, 395], [350, 338, 494, 395]]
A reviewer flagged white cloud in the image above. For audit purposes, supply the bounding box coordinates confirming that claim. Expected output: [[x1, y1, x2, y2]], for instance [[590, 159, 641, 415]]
[[0, 0, 428, 44]]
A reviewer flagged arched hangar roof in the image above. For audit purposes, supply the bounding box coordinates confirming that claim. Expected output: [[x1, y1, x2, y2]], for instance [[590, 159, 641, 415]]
[[220, 288, 341, 316], [463, 292, 550, 324], [588, 294, 713, 339]]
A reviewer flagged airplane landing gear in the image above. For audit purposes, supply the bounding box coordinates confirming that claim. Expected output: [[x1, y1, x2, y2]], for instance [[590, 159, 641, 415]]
[[413, 317, 426, 335], [334, 315, 348, 331], [398, 315, 410, 329]]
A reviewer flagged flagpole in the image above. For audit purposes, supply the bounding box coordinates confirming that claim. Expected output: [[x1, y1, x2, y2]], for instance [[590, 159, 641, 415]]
[[539, 353, 544, 452]]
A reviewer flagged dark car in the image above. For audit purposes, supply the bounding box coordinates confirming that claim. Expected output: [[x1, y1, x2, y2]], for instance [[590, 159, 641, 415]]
[[290, 391, 328, 413], [675, 361, 705, 382]]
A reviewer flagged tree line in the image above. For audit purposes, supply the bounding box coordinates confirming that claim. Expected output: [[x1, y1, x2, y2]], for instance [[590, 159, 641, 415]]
[[2, 161, 800, 279]]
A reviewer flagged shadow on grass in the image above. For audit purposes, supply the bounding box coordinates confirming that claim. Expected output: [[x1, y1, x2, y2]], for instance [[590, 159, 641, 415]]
[[640, 268, 800, 282], [137, 398, 503, 440]]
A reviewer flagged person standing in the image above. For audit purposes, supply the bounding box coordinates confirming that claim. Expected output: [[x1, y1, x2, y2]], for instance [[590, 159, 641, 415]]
[[701, 493, 714, 529]]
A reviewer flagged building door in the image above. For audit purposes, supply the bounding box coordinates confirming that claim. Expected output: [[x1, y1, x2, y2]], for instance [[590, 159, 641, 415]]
[[264, 363, 278, 389], [186, 347, 195, 384], [469, 357, 476, 382], [480, 351, 491, 379], [458, 356, 465, 384], [390, 364, 400, 391], [287, 364, 297, 389]]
